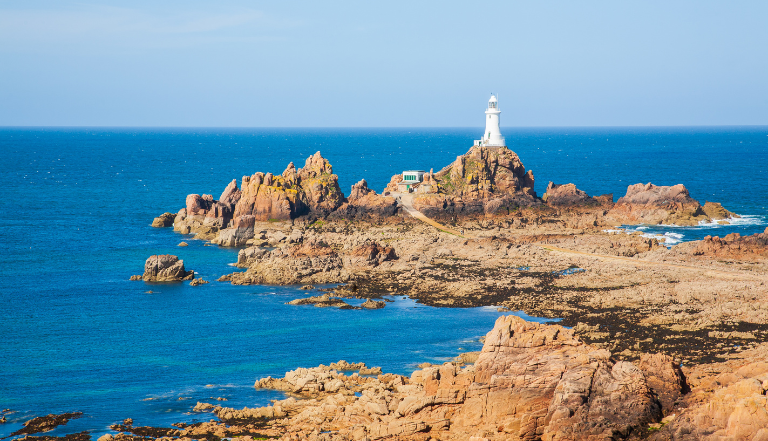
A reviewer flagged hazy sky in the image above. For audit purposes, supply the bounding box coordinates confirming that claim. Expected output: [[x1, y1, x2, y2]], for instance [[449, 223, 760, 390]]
[[1, 1, 766, 127]]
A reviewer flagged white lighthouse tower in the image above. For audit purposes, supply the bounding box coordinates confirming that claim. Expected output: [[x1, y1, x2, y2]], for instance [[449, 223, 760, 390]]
[[475, 94, 506, 147]]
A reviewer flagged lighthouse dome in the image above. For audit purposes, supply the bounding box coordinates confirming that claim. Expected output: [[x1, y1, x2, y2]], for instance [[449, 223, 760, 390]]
[[489, 95, 498, 103]]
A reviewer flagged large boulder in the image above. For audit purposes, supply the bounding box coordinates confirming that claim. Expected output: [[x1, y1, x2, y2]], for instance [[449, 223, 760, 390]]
[[542, 182, 594, 206], [451, 315, 661, 439], [607, 183, 708, 225], [142, 255, 194, 282]]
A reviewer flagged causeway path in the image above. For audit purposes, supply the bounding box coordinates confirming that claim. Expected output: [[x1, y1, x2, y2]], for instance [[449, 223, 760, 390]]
[[395, 192, 766, 281]]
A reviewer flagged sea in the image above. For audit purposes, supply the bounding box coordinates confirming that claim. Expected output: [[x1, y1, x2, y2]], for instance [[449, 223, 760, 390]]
[[1, 127, 766, 437]]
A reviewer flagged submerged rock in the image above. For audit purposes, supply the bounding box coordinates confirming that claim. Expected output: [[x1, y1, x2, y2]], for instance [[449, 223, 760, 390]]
[[10, 412, 83, 437], [287, 294, 354, 309]]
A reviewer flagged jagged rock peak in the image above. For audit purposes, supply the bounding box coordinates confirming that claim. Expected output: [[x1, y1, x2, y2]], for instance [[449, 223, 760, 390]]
[[299, 151, 333, 179], [349, 179, 375, 201]]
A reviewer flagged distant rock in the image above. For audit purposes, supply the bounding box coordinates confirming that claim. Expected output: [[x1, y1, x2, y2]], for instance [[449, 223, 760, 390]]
[[694, 227, 768, 260], [189, 278, 209, 286], [142, 255, 194, 282], [151, 212, 175, 227], [608, 182, 708, 225], [542, 182, 594, 206], [178, 241, 188, 247]]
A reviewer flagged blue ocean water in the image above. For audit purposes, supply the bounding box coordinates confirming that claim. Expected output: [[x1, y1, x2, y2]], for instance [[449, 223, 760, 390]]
[[0, 127, 766, 437]]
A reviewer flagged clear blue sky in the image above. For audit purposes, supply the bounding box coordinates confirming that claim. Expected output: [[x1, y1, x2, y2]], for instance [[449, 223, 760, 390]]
[[1, 1, 766, 127]]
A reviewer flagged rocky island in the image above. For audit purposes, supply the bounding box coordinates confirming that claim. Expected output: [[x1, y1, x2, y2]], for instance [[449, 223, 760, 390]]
[[94, 143, 765, 440]]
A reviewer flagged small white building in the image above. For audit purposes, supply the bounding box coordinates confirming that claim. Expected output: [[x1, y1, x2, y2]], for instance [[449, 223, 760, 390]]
[[474, 94, 506, 147], [398, 170, 426, 192]]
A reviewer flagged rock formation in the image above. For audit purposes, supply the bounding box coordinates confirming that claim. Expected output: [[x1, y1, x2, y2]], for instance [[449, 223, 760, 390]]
[[607, 183, 709, 225], [224, 237, 399, 286], [233, 152, 344, 222], [187, 315, 669, 440], [151, 212, 175, 227], [702, 201, 740, 221], [172, 152, 344, 242], [332, 179, 399, 219], [387, 146, 540, 218], [140, 255, 194, 282], [693, 227, 768, 260], [542, 182, 594, 206]]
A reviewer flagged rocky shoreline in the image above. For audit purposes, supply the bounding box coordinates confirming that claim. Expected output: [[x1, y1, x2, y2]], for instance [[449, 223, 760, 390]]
[[42, 144, 761, 440], [9, 315, 768, 440]]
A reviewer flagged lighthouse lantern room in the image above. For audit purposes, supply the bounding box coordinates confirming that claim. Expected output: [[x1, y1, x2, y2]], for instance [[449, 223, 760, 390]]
[[474, 94, 506, 147]]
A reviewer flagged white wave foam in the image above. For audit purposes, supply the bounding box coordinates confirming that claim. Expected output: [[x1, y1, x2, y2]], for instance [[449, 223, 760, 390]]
[[603, 228, 685, 245]]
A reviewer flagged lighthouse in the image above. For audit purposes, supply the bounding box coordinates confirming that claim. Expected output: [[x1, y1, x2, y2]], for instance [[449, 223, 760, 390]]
[[474, 94, 506, 147]]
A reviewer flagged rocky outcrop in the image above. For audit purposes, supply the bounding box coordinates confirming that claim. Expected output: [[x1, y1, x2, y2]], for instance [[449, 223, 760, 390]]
[[201, 315, 666, 440], [607, 183, 708, 225], [361, 299, 386, 309], [224, 237, 399, 285], [233, 152, 344, 222], [648, 345, 768, 441], [171, 152, 343, 243], [212, 215, 255, 247], [141, 255, 194, 282], [151, 212, 175, 227], [350, 241, 397, 266], [702, 201, 739, 220], [542, 182, 595, 206], [332, 179, 399, 219], [693, 227, 768, 260], [400, 146, 540, 218]]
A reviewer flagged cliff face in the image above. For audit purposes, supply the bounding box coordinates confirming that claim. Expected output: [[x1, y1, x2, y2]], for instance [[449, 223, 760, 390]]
[[392, 146, 541, 218]]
